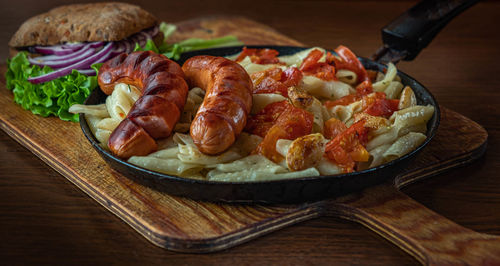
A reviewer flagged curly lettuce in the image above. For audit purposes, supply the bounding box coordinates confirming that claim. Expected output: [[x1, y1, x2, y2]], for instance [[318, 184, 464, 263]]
[[5, 52, 98, 122]]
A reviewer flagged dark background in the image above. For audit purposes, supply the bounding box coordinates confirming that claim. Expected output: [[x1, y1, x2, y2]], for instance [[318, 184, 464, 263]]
[[1, 0, 499, 265]]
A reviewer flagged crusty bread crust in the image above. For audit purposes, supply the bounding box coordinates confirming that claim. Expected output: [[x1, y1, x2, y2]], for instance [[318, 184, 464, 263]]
[[9, 2, 157, 47]]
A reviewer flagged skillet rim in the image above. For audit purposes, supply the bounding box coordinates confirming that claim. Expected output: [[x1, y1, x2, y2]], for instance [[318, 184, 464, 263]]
[[79, 45, 440, 195]]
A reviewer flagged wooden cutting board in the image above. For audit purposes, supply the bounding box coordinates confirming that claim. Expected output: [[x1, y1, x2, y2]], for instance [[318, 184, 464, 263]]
[[1, 16, 499, 265]]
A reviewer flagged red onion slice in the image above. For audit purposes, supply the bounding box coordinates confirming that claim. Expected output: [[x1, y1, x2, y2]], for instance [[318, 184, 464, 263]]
[[124, 41, 132, 53], [37, 48, 95, 68], [77, 69, 96, 76], [34, 44, 82, 55], [150, 26, 159, 37], [112, 42, 125, 53], [61, 43, 85, 49], [28, 42, 113, 84], [140, 31, 152, 40], [34, 42, 102, 56], [93, 49, 114, 64], [89, 42, 104, 48], [25, 28, 157, 81], [29, 46, 95, 68], [29, 44, 92, 63]]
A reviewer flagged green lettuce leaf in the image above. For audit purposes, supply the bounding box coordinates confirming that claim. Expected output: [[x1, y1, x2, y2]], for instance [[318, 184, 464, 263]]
[[5, 52, 98, 122], [146, 22, 244, 60], [133, 39, 159, 54]]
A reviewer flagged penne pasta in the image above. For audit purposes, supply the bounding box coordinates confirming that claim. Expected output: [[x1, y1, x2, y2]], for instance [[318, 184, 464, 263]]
[[207, 155, 320, 182], [128, 156, 201, 176], [106, 83, 140, 121], [336, 69, 357, 85], [367, 105, 434, 151], [383, 132, 427, 161], [301, 75, 354, 100], [237, 56, 283, 75], [398, 86, 417, 109], [79, 46, 434, 182], [373, 62, 397, 92], [384, 81, 404, 99], [69, 103, 108, 117]]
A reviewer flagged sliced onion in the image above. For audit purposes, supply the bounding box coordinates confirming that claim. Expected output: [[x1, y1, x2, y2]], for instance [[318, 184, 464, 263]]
[[28, 42, 113, 84], [29, 44, 92, 63], [150, 26, 159, 37], [34, 42, 102, 56], [93, 50, 114, 64], [110, 44, 125, 57], [77, 69, 96, 76], [112, 42, 125, 53], [61, 43, 85, 49], [140, 31, 151, 47], [124, 41, 132, 53], [40, 48, 95, 68], [140, 31, 152, 40], [89, 42, 104, 48], [26, 28, 157, 82], [29, 47, 95, 68], [35, 44, 82, 55]]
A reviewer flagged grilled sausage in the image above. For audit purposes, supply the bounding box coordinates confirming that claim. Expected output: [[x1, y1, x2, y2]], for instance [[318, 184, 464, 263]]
[[98, 51, 188, 158], [182, 56, 253, 155]]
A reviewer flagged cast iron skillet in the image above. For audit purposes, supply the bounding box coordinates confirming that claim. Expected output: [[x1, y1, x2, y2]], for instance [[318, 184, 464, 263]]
[[79, 0, 477, 203]]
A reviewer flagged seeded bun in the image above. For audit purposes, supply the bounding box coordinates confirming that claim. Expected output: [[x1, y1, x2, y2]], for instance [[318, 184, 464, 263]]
[[9, 2, 158, 48]]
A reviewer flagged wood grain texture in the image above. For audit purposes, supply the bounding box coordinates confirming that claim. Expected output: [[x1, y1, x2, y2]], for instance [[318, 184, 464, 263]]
[[328, 185, 500, 265], [1, 1, 500, 265], [0, 15, 497, 262]]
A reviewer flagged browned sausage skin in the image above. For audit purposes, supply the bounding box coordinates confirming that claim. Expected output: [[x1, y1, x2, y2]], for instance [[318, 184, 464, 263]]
[[98, 51, 188, 158], [182, 56, 253, 155]]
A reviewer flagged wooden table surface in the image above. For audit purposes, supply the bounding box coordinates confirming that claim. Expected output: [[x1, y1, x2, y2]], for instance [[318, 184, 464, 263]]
[[1, 0, 499, 265]]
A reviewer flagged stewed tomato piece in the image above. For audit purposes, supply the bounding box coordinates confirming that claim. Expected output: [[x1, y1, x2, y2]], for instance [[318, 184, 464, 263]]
[[251, 67, 302, 97], [235, 47, 282, 64], [253, 101, 314, 162], [245, 101, 289, 138], [300, 49, 336, 81], [324, 120, 369, 172], [332, 45, 370, 84]]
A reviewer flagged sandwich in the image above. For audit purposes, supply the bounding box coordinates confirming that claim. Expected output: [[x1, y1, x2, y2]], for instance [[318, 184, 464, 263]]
[[6, 2, 162, 121]]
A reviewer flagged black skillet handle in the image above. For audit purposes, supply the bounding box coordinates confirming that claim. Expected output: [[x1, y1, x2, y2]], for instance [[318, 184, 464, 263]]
[[373, 0, 479, 63]]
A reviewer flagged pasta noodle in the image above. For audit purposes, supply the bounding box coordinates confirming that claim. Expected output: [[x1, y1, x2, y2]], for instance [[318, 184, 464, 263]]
[[367, 105, 434, 151], [105, 83, 140, 121], [398, 86, 417, 109], [384, 81, 404, 99], [335, 69, 357, 85], [383, 132, 427, 161], [301, 75, 354, 100], [71, 46, 435, 182], [128, 156, 202, 176], [68, 103, 108, 117], [307, 98, 330, 133], [237, 56, 283, 75], [328, 100, 363, 124], [372, 62, 397, 93], [207, 155, 320, 182], [278, 47, 326, 66], [251, 93, 287, 114]]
